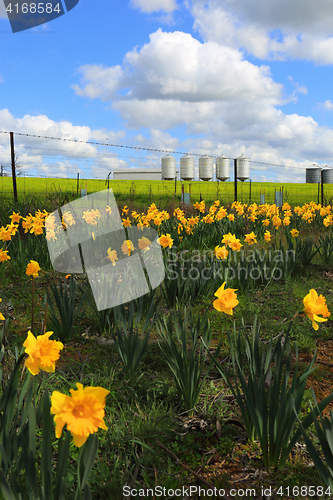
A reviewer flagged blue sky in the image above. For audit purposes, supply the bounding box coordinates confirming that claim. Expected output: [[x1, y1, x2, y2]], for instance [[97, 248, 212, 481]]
[[1, 0, 333, 182]]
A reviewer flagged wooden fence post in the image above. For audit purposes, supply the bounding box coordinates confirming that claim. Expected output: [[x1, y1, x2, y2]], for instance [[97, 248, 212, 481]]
[[10, 132, 18, 202], [234, 159, 237, 202]]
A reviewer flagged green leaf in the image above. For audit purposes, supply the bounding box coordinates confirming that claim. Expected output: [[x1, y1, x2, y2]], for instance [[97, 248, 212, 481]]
[[55, 430, 71, 499], [75, 435, 98, 499], [82, 484, 92, 500], [204, 315, 323, 467], [28, 404, 36, 456], [0, 469, 17, 500], [157, 305, 217, 410], [41, 390, 53, 500]]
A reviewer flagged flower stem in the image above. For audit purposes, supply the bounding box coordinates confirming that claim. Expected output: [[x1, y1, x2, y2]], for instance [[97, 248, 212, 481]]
[[31, 276, 35, 334], [43, 274, 51, 334]]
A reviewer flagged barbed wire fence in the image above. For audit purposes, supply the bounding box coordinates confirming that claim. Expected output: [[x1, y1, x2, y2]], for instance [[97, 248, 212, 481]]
[[1, 130, 333, 207]]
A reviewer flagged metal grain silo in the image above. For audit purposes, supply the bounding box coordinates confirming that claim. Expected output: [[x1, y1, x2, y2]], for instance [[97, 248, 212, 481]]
[[322, 166, 333, 184], [180, 154, 195, 181], [161, 154, 176, 180], [236, 154, 250, 181], [216, 155, 230, 181], [306, 164, 321, 183], [199, 155, 213, 181]]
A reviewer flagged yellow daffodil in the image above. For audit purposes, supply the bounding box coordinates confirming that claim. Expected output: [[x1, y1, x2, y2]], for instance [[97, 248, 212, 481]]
[[23, 330, 64, 375], [21, 215, 33, 233], [264, 231, 271, 242], [272, 215, 282, 228], [229, 239, 243, 251], [9, 211, 21, 223], [203, 215, 214, 224], [160, 210, 170, 221], [213, 283, 239, 315], [244, 232, 257, 245], [290, 229, 299, 237], [63, 212, 75, 227], [122, 206, 129, 215], [146, 212, 155, 222], [106, 248, 118, 266], [6, 223, 18, 237], [122, 217, 131, 228], [50, 383, 109, 447], [232, 202, 245, 215], [221, 233, 236, 247], [153, 217, 162, 226], [157, 234, 174, 249], [188, 216, 199, 226], [302, 289, 330, 331], [83, 209, 101, 226], [323, 216, 333, 227], [45, 214, 56, 231], [0, 249, 10, 263], [138, 237, 151, 252], [0, 299, 4, 321], [46, 229, 57, 241], [216, 208, 227, 220], [30, 220, 44, 236], [194, 201, 206, 213], [0, 227, 11, 242], [26, 260, 41, 278], [121, 240, 135, 256], [214, 245, 228, 260]]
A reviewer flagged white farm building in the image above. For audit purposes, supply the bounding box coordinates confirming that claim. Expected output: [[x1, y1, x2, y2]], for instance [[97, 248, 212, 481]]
[[113, 168, 179, 181]]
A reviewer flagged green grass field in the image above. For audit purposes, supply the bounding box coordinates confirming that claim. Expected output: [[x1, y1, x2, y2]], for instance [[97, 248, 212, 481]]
[[1, 175, 333, 208]]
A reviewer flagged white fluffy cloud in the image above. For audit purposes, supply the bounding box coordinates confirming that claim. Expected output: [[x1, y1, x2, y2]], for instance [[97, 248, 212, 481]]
[[70, 27, 333, 176], [72, 29, 286, 138], [72, 65, 124, 102], [190, 0, 333, 63], [192, 0, 333, 35], [0, 109, 127, 178], [130, 0, 178, 13], [134, 129, 180, 150], [319, 100, 333, 111], [73, 29, 283, 104]]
